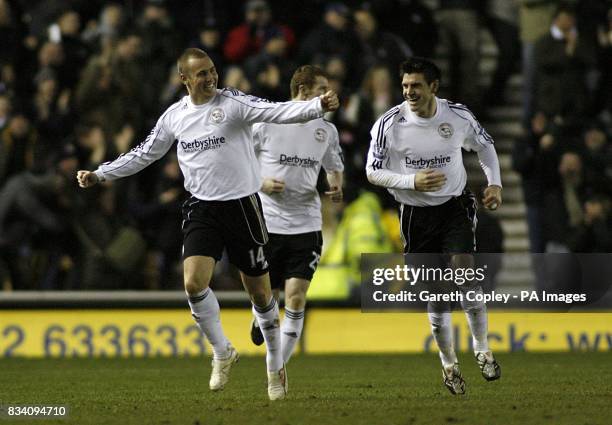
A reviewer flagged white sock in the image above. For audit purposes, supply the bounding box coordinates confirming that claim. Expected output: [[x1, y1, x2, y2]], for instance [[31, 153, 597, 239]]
[[428, 311, 457, 367], [187, 288, 230, 360], [281, 307, 304, 363], [461, 291, 489, 353], [253, 297, 282, 371]]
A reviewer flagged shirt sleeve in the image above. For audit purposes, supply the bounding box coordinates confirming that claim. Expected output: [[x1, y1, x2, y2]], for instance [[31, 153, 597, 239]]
[[365, 110, 415, 190], [222, 91, 323, 125], [451, 104, 502, 187], [321, 124, 344, 173], [94, 113, 174, 182], [455, 106, 495, 152], [477, 143, 503, 187]]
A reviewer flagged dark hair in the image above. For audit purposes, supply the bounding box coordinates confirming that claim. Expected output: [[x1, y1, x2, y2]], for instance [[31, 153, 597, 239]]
[[290, 65, 328, 99], [399, 57, 441, 85], [554, 2, 576, 18], [177, 48, 209, 75]]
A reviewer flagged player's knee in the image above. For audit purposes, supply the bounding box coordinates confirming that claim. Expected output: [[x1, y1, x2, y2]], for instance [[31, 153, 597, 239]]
[[285, 292, 306, 310], [250, 291, 270, 307], [184, 274, 208, 296]]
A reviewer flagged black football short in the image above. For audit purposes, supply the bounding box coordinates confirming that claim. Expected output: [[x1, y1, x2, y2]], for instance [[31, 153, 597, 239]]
[[181, 193, 269, 276], [399, 189, 477, 254], [265, 231, 323, 289]]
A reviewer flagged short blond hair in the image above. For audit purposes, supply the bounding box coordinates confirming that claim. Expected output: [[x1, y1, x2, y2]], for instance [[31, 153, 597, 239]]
[[177, 48, 209, 75]]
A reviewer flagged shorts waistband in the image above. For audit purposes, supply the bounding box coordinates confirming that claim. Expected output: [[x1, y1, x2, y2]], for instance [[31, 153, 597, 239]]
[[183, 193, 259, 208], [402, 189, 472, 210]]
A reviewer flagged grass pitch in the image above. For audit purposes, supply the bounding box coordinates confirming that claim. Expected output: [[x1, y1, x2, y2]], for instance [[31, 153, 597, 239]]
[[0, 353, 610, 425]]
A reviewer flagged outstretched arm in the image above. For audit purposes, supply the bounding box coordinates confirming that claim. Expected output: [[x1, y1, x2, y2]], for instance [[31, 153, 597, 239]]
[[76, 114, 174, 188], [226, 90, 339, 126]]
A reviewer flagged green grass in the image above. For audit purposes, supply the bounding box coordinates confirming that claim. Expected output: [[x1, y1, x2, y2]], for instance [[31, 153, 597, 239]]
[[0, 353, 610, 425]]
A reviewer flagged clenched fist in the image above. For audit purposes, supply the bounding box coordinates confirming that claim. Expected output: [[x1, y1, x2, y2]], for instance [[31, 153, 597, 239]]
[[320, 90, 339, 112], [76, 170, 100, 188], [482, 185, 502, 210]]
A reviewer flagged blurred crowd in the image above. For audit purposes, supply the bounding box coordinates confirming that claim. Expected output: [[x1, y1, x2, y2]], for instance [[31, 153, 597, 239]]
[[513, 1, 612, 254], [0, 0, 610, 291]]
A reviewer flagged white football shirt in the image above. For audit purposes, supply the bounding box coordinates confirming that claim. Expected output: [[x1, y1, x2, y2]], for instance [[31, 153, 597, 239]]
[[253, 118, 344, 234], [94, 89, 324, 201], [365, 97, 502, 207]]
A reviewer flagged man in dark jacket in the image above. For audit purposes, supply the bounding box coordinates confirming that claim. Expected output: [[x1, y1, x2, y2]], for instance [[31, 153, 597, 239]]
[[534, 4, 597, 127]]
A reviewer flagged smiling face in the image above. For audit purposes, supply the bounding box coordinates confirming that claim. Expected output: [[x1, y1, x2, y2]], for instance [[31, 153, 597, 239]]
[[402, 72, 438, 118], [180, 55, 218, 104]]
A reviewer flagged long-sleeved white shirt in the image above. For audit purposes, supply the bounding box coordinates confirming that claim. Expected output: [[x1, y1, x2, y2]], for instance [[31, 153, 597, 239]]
[[94, 89, 324, 201], [253, 118, 344, 234], [365, 98, 502, 207]]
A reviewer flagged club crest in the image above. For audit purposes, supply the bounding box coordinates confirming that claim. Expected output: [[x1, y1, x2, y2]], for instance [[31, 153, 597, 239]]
[[314, 128, 327, 142], [438, 122, 454, 139], [210, 107, 225, 123]]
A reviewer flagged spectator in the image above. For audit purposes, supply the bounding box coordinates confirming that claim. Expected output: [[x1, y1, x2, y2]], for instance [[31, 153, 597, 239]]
[[518, 0, 558, 127], [192, 21, 225, 74], [35, 41, 66, 93], [223, 66, 252, 93], [592, 5, 612, 119], [0, 112, 39, 185], [72, 121, 134, 190], [568, 194, 612, 252], [483, 0, 520, 106], [0, 62, 16, 98], [542, 151, 584, 252], [361, 65, 401, 119], [136, 0, 180, 111], [27, 0, 71, 41], [0, 0, 20, 66], [0, 144, 81, 289], [436, 0, 482, 114], [353, 7, 412, 79], [243, 23, 296, 96], [159, 64, 185, 109], [248, 60, 285, 101], [580, 124, 612, 197], [54, 10, 89, 88], [82, 3, 127, 50], [0, 93, 11, 130], [76, 32, 143, 135], [298, 2, 362, 88], [512, 112, 563, 252], [223, 0, 295, 64], [534, 3, 597, 129], [73, 182, 146, 289], [368, 0, 438, 58], [343, 64, 400, 202], [31, 70, 72, 148]]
